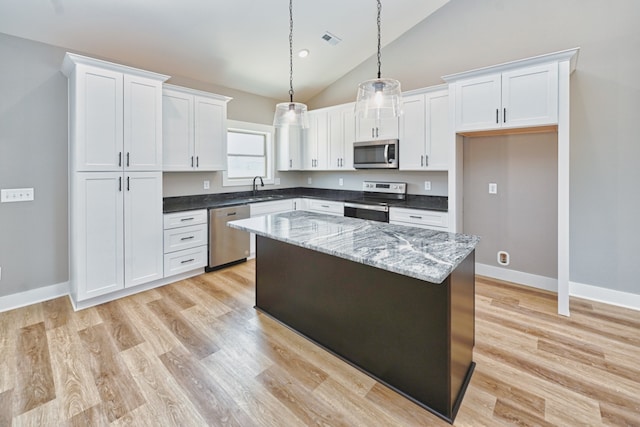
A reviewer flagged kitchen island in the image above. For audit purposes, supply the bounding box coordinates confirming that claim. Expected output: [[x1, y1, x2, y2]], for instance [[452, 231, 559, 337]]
[[229, 211, 479, 423]]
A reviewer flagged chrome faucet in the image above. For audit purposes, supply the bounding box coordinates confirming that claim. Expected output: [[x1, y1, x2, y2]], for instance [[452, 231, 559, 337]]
[[252, 176, 264, 196]]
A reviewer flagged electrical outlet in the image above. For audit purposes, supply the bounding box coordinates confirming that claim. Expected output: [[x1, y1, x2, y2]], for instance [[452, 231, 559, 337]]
[[339, 178, 344, 186], [307, 177, 312, 185], [489, 183, 497, 194], [1, 188, 34, 202], [203, 180, 210, 190], [275, 178, 281, 185], [424, 181, 431, 191]]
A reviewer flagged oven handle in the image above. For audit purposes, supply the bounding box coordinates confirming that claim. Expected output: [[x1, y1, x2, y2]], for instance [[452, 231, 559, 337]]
[[344, 202, 389, 212]]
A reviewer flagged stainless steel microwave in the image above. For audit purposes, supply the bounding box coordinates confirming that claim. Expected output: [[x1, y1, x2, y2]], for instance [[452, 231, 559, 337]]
[[353, 139, 398, 169]]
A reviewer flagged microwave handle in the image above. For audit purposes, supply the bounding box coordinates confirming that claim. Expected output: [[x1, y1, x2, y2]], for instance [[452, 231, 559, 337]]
[[384, 144, 389, 164]]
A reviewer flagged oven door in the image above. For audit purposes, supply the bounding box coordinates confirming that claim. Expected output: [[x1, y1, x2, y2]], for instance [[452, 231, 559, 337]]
[[344, 202, 389, 222]]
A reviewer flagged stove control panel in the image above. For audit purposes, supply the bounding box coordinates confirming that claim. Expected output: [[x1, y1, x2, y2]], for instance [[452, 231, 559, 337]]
[[362, 181, 407, 194]]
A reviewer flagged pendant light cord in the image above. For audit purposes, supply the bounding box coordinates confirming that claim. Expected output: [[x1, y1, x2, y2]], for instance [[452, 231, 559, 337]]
[[289, 0, 294, 103], [376, 0, 382, 79]]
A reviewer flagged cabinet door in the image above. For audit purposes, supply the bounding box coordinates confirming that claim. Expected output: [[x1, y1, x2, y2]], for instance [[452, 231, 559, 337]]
[[124, 75, 163, 171], [356, 116, 399, 141], [501, 63, 558, 129], [73, 172, 124, 300], [162, 90, 194, 171], [194, 96, 226, 170], [341, 107, 356, 169], [328, 108, 344, 169], [454, 73, 501, 132], [425, 90, 449, 170], [276, 126, 302, 170], [399, 94, 426, 170], [73, 66, 123, 171], [124, 171, 164, 287], [304, 111, 322, 169]]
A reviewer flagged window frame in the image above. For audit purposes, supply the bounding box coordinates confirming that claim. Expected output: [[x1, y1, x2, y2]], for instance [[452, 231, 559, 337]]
[[223, 120, 275, 187]]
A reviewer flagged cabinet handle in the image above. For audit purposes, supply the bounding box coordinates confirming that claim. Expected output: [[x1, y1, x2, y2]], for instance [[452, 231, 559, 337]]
[[425, 155, 429, 167], [321, 205, 330, 208], [371, 128, 375, 138], [409, 215, 423, 220], [191, 156, 194, 167], [126, 176, 130, 191], [196, 156, 199, 167], [180, 236, 195, 241], [126, 152, 130, 167], [118, 152, 122, 167], [180, 217, 194, 222], [503, 107, 506, 123], [496, 109, 499, 124], [118, 176, 122, 192], [289, 159, 292, 168], [376, 127, 379, 138], [421, 155, 424, 167], [180, 258, 195, 264]]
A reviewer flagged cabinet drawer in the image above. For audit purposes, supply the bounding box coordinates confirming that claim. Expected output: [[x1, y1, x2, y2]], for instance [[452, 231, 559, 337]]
[[389, 208, 449, 230], [163, 223, 207, 253], [163, 209, 207, 229], [305, 199, 344, 216], [164, 245, 207, 277], [250, 199, 294, 216]]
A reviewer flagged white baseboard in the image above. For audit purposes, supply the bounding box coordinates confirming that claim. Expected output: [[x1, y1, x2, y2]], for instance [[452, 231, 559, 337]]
[[0, 281, 70, 313], [475, 263, 558, 292], [570, 281, 640, 312]]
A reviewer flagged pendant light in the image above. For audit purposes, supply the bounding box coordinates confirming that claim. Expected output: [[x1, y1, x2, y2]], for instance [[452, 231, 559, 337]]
[[273, 0, 309, 129], [354, 0, 402, 120]]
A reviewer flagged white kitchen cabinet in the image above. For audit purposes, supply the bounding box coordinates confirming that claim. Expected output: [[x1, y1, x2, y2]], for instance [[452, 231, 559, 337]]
[[162, 85, 231, 171], [71, 171, 163, 300], [355, 115, 399, 141], [453, 63, 558, 132], [389, 207, 449, 231], [249, 199, 296, 256], [303, 110, 329, 169], [63, 53, 168, 305], [63, 54, 165, 172], [327, 104, 356, 170], [303, 199, 344, 216], [163, 209, 208, 277], [400, 87, 449, 171], [276, 127, 303, 171]]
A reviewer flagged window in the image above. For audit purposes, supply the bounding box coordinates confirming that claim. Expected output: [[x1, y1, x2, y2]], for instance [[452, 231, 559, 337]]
[[223, 120, 274, 186]]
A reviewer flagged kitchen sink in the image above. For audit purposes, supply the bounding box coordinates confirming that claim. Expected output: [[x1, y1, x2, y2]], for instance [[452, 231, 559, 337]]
[[241, 195, 285, 203]]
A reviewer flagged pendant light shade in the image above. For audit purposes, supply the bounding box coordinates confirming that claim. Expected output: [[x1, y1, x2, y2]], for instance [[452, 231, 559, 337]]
[[354, 0, 402, 120], [273, 0, 309, 129], [274, 101, 309, 128]]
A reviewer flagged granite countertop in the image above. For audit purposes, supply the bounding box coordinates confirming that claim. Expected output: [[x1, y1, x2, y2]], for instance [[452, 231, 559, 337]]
[[163, 187, 447, 213], [228, 210, 479, 284]]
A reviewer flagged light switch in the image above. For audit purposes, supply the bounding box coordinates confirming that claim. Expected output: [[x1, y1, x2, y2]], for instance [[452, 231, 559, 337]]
[[1, 188, 35, 202], [488, 183, 497, 194]]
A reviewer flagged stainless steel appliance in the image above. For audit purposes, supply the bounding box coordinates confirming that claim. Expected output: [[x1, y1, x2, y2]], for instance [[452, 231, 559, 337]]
[[353, 139, 399, 169], [207, 205, 250, 271], [344, 181, 407, 222]]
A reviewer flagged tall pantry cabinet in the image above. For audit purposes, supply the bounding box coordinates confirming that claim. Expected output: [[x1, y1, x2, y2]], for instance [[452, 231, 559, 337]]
[[62, 53, 169, 307]]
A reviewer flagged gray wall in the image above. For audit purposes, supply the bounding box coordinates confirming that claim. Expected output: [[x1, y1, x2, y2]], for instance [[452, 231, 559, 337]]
[[463, 133, 558, 277], [308, 0, 640, 296], [0, 34, 69, 296]]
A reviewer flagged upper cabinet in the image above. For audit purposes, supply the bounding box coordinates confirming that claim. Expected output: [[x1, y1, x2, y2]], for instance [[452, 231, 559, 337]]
[[276, 127, 303, 171], [162, 85, 231, 171], [355, 115, 399, 141], [62, 54, 168, 172], [448, 62, 559, 133], [399, 86, 449, 171], [304, 109, 329, 170], [302, 103, 355, 171]]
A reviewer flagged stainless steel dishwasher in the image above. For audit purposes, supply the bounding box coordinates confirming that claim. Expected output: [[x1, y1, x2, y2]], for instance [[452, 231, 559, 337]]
[[207, 205, 250, 271]]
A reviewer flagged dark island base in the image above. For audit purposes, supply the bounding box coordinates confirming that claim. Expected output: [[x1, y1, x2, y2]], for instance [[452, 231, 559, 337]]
[[255, 236, 475, 423]]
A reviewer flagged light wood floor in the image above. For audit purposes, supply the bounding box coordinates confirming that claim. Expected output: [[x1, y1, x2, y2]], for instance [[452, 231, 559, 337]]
[[1, 260, 639, 426]]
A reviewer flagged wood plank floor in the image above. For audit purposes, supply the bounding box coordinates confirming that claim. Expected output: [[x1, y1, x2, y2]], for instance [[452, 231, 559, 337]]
[[1, 260, 639, 426]]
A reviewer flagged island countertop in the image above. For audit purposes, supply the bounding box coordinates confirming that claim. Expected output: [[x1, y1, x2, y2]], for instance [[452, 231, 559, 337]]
[[229, 210, 480, 284]]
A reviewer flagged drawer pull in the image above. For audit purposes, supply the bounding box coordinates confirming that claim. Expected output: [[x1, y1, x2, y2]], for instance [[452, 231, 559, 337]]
[[180, 217, 194, 222], [409, 215, 423, 220], [180, 258, 195, 264], [180, 236, 195, 241], [321, 205, 330, 208]]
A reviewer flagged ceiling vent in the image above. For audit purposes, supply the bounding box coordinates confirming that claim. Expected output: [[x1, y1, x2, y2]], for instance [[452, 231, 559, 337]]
[[321, 31, 342, 46]]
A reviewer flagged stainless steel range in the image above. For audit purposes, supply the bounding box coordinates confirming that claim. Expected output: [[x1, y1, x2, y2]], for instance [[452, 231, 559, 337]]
[[344, 181, 407, 222]]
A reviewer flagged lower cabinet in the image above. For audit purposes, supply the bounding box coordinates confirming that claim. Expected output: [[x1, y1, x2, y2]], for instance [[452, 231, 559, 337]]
[[302, 199, 344, 216], [70, 171, 163, 302], [163, 209, 208, 277], [249, 199, 297, 256], [389, 207, 449, 231]]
